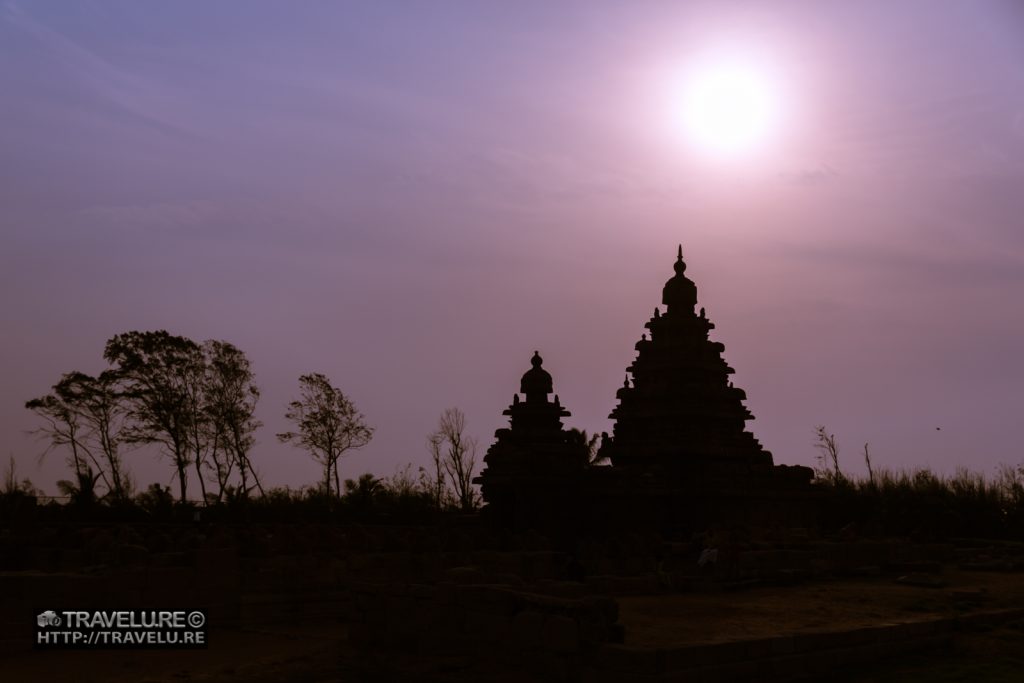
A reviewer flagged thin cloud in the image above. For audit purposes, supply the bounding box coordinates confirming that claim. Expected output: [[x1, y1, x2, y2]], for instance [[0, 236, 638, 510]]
[[3, 2, 197, 138], [779, 164, 838, 186]]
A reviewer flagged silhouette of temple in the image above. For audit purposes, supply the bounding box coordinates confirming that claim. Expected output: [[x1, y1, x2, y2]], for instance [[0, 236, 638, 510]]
[[477, 352, 589, 529], [477, 245, 814, 536], [601, 246, 771, 470], [502, 351, 576, 448]]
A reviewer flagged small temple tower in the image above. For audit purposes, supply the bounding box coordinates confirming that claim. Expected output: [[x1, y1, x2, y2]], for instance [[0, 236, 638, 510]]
[[603, 245, 772, 470], [501, 351, 573, 444], [475, 352, 588, 528]]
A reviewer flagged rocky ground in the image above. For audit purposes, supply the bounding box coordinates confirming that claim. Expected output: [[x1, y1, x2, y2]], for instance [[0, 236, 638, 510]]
[[4, 523, 1024, 681], [6, 570, 1024, 682]]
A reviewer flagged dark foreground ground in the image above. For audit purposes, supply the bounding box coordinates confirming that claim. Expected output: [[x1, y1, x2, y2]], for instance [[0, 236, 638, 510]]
[[4, 522, 1024, 681], [836, 623, 1024, 682], [5, 571, 1024, 682], [8, 623, 1024, 683]]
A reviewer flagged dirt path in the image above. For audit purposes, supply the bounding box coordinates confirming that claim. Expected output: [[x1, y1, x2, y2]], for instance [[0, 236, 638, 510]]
[[3, 623, 357, 683], [618, 570, 1024, 648], [7, 570, 1024, 681]]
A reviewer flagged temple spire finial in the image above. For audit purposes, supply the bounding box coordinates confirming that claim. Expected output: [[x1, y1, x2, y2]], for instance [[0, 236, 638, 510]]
[[673, 244, 687, 276]]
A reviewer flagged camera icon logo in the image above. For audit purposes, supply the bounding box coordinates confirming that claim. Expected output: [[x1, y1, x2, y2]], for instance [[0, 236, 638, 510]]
[[37, 610, 61, 628]]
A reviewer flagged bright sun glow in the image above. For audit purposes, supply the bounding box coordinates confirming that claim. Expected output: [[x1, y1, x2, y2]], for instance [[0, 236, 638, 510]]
[[676, 57, 784, 159]]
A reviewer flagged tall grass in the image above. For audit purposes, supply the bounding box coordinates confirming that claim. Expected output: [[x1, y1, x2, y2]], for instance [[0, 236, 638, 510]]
[[815, 464, 1024, 539]]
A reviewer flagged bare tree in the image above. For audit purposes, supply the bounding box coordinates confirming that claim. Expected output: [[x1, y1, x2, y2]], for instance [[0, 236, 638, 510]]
[[277, 373, 373, 497], [863, 442, 875, 487], [429, 407, 478, 512], [426, 431, 449, 509], [813, 425, 843, 484], [3, 456, 40, 497]]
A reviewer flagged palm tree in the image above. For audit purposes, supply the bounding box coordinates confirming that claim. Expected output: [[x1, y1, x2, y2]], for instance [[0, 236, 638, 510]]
[[343, 473, 381, 511], [566, 428, 607, 465], [57, 467, 102, 507]]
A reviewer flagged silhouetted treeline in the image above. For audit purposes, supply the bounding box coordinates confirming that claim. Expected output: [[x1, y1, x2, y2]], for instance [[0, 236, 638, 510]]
[[21, 330, 485, 511], [25, 330, 264, 504], [0, 468, 448, 525], [7, 452, 1024, 538]]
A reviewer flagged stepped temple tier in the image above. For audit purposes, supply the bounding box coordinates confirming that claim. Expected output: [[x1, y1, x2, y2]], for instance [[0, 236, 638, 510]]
[[602, 245, 771, 469], [476, 246, 815, 536], [476, 352, 590, 530]]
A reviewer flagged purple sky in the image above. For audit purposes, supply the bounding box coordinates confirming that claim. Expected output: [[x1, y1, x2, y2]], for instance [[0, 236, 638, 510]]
[[3, 1, 1024, 496]]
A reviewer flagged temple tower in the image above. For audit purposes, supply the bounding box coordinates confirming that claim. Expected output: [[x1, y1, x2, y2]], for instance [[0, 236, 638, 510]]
[[502, 351, 573, 444], [476, 352, 588, 528], [604, 246, 771, 469]]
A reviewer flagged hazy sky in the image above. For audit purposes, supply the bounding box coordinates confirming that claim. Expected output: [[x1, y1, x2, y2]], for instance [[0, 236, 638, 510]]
[[3, 1, 1024, 496]]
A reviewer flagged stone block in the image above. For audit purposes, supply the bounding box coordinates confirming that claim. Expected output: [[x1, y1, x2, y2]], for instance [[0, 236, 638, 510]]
[[810, 558, 833, 575], [194, 547, 237, 570], [456, 585, 519, 617], [464, 610, 511, 642], [592, 644, 662, 675], [583, 575, 614, 593], [662, 645, 712, 670], [801, 649, 841, 677], [793, 630, 838, 653], [522, 651, 570, 681], [578, 617, 610, 645], [542, 615, 580, 653], [839, 626, 883, 647], [708, 640, 750, 666], [608, 575, 659, 596], [904, 620, 935, 637], [58, 549, 85, 571], [764, 654, 806, 680], [444, 565, 485, 584], [511, 610, 545, 651], [408, 583, 437, 599], [744, 637, 773, 659], [895, 573, 946, 588], [660, 556, 694, 573], [712, 659, 760, 680], [583, 595, 619, 623], [950, 588, 986, 603], [114, 544, 149, 567]]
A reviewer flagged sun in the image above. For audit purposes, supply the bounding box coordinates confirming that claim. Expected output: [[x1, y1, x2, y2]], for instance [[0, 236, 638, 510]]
[[675, 57, 784, 159]]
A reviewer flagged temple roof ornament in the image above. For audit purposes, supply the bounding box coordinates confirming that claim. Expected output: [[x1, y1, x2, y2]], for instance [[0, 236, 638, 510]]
[[498, 351, 571, 436], [661, 244, 698, 312], [520, 350, 553, 401]]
